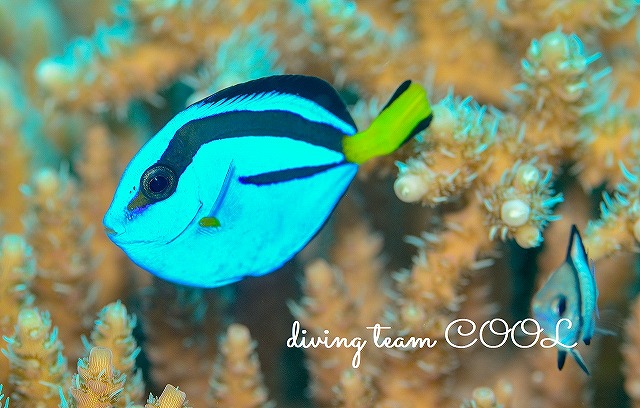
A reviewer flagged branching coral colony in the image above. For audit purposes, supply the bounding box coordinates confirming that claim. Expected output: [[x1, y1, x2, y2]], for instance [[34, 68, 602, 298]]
[[2, 0, 640, 407]]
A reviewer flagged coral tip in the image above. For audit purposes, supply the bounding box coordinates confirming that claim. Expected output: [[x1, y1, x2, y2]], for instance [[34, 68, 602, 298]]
[[500, 199, 530, 227]]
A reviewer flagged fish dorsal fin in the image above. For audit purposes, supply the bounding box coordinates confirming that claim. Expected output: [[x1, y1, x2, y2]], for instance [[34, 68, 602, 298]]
[[193, 75, 357, 131], [566, 225, 589, 272]]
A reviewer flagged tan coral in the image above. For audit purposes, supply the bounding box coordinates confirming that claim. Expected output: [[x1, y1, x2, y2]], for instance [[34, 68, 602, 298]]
[[3, 307, 70, 407], [306, 0, 410, 93], [395, 95, 498, 206], [510, 30, 610, 156], [413, 0, 518, 106], [85, 301, 144, 407], [141, 280, 219, 408], [289, 259, 372, 405], [209, 323, 271, 408], [335, 369, 377, 408], [35, 0, 284, 113], [583, 164, 640, 260], [499, 0, 638, 40], [0, 235, 35, 388], [76, 125, 129, 306], [576, 100, 640, 190], [0, 384, 7, 408], [0, 60, 31, 235], [145, 384, 191, 408], [330, 216, 385, 329], [70, 347, 126, 408], [23, 167, 98, 362], [460, 381, 513, 408]]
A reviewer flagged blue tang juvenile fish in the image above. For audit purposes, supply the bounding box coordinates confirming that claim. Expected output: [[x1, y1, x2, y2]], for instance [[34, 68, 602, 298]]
[[532, 225, 599, 375], [103, 75, 432, 288]]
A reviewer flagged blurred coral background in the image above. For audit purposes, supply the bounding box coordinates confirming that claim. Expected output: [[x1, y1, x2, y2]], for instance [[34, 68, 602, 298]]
[[1, 0, 640, 407]]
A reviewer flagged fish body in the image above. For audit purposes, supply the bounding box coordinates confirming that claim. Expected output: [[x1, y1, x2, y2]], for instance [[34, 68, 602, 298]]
[[532, 225, 598, 374], [103, 75, 432, 288]]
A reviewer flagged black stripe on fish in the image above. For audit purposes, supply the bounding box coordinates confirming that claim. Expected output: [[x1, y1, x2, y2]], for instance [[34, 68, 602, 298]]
[[158, 110, 347, 178], [238, 162, 346, 185], [192, 75, 357, 131], [564, 226, 584, 343], [380, 80, 412, 112], [401, 112, 433, 147]]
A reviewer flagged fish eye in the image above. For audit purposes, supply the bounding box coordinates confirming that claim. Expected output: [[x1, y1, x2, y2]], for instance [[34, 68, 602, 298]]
[[141, 164, 177, 201], [555, 295, 567, 317]]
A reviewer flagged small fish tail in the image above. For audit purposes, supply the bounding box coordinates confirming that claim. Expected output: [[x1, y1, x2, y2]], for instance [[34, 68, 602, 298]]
[[342, 80, 432, 164]]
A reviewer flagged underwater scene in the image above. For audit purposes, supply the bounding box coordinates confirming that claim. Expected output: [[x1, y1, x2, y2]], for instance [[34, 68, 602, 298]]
[[2, 0, 640, 407]]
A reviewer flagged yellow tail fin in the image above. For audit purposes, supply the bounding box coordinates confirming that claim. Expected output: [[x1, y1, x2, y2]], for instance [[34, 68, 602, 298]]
[[343, 81, 432, 164], [342, 81, 432, 164]]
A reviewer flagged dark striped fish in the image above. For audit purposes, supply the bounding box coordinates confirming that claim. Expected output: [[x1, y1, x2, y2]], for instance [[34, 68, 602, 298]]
[[532, 225, 599, 375], [103, 75, 432, 287]]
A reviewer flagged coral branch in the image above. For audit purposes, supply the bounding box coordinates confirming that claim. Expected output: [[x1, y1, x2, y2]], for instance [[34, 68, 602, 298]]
[[145, 384, 190, 408], [84, 301, 144, 406], [0, 60, 31, 234], [77, 125, 128, 306], [209, 323, 271, 408], [0, 235, 35, 388], [2, 307, 69, 407], [70, 347, 125, 408], [335, 369, 376, 408], [23, 168, 98, 361], [141, 281, 218, 407]]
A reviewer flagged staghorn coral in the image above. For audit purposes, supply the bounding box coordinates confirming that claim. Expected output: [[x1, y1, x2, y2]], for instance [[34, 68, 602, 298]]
[[289, 259, 375, 405], [22, 167, 98, 362], [334, 369, 376, 408], [70, 347, 126, 408], [0, 235, 35, 388], [76, 125, 129, 306], [0, 60, 31, 235], [144, 385, 191, 408], [83, 301, 144, 407], [2, 307, 69, 407], [141, 280, 219, 408], [460, 380, 513, 408], [0, 384, 7, 408], [208, 323, 272, 408]]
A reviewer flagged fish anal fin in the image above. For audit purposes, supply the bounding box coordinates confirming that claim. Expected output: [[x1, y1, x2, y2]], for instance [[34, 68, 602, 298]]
[[557, 349, 567, 370], [566, 224, 589, 269], [570, 349, 590, 375]]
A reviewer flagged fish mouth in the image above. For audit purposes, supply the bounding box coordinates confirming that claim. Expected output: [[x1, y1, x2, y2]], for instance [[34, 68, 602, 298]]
[[106, 202, 204, 246], [104, 226, 118, 236]]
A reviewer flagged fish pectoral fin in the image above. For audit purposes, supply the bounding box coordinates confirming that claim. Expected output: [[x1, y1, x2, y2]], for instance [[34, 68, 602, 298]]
[[595, 327, 617, 337], [557, 349, 567, 370], [199, 217, 221, 228], [570, 349, 590, 375]]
